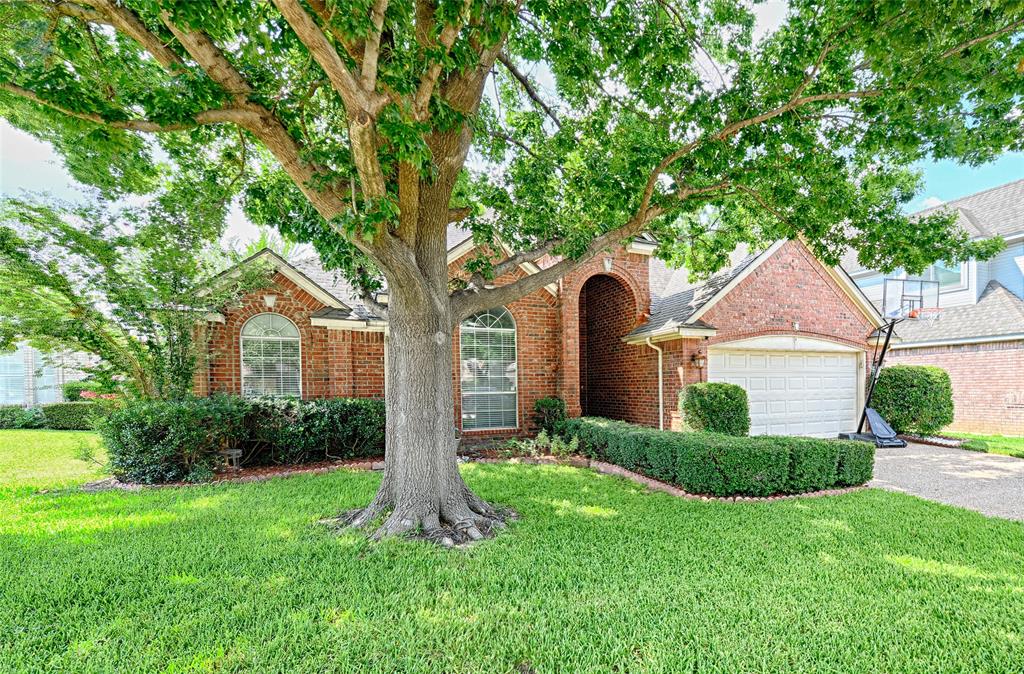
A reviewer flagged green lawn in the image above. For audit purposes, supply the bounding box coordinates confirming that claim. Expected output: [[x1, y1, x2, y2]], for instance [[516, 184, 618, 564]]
[[1, 448, 1022, 673], [953, 433, 1024, 459], [0, 430, 106, 493]]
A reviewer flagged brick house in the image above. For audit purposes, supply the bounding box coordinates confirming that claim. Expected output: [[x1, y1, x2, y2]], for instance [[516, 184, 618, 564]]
[[843, 179, 1024, 435], [197, 231, 885, 439]]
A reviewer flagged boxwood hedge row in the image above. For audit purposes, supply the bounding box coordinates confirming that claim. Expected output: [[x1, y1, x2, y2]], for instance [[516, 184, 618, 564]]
[[562, 417, 874, 496]]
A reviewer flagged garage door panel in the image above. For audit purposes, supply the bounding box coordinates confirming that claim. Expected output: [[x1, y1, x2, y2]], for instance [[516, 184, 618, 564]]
[[709, 348, 858, 438]]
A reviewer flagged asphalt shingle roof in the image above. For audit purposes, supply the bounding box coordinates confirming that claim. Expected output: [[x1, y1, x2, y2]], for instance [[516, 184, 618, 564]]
[[628, 251, 761, 339], [892, 281, 1024, 346]]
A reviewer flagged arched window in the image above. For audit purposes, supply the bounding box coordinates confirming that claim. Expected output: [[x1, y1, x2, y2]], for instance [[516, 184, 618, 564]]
[[460, 307, 517, 430], [240, 313, 302, 398]]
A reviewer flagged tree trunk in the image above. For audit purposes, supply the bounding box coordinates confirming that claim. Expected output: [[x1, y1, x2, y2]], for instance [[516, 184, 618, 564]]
[[342, 248, 507, 545]]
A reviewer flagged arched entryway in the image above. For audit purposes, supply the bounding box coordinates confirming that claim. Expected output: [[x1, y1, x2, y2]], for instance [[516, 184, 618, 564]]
[[578, 273, 645, 420]]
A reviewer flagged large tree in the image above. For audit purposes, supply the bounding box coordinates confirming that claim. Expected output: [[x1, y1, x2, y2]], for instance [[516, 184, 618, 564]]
[[1, 0, 1020, 541]]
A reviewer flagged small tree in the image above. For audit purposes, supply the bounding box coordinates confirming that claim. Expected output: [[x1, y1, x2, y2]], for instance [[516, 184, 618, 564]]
[[0, 195, 268, 399]]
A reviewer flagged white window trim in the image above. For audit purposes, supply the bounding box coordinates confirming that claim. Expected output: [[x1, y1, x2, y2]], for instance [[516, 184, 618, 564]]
[[239, 313, 303, 398], [459, 308, 519, 431]]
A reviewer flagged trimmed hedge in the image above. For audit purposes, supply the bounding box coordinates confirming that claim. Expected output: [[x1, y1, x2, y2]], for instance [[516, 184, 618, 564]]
[[680, 383, 750, 436], [872, 365, 954, 435], [100, 395, 385, 484], [0, 405, 46, 429], [563, 417, 874, 496], [40, 402, 110, 430]]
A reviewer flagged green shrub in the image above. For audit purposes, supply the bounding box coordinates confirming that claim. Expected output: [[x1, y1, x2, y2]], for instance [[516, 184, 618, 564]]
[[100, 394, 386, 484], [872, 365, 954, 435], [837, 441, 875, 486], [786, 437, 840, 493], [246, 397, 385, 464], [0, 405, 46, 429], [561, 417, 874, 496], [62, 379, 104, 401], [102, 395, 250, 484], [680, 383, 750, 436], [40, 402, 109, 430], [533, 396, 568, 434]]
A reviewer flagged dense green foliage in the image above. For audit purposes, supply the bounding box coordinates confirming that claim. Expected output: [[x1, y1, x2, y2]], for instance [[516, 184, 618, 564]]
[[0, 0, 1018, 304], [38, 402, 109, 431], [680, 382, 750, 436], [563, 417, 873, 496], [61, 379, 108, 402], [0, 403, 107, 430], [0, 196, 269, 399], [0, 405, 45, 430], [873, 365, 955, 435], [101, 395, 385, 484], [2, 458, 1022, 672], [532, 396, 568, 434]]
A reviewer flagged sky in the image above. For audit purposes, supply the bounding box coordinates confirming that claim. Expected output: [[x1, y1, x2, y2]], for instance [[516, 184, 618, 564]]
[[1, 0, 1021, 246]]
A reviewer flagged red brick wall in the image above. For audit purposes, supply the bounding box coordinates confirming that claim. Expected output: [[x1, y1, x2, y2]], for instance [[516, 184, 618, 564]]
[[663, 240, 875, 428], [449, 251, 562, 437], [578, 274, 659, 425], [886, 340, 1024, 435], [556, 252, 651, 419], [200, 272, 383, 399]]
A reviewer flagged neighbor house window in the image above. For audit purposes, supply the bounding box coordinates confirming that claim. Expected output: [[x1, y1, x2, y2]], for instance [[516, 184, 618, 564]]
[[240, 313, 302, 398], [0, 351, 25, 405], [908, 261, 966, 291], [853, 273, 884, 290], [460, 307, 517, 430]]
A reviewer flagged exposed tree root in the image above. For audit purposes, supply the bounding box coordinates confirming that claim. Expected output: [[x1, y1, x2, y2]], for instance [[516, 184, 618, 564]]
[[323, 499, 517, 548]]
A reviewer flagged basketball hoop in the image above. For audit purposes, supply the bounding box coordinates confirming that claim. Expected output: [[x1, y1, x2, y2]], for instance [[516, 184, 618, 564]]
[[882, 278, 940, 319], [914, 307, 942, 324]]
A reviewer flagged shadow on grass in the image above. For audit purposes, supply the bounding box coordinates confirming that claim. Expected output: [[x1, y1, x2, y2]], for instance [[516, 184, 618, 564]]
[[0, 464, 1022, 672]]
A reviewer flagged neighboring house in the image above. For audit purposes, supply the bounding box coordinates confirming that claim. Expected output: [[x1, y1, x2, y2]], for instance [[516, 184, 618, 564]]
[[199, 231, 884, 439], [843, 179, 1024, 435], [0, 344, 89, 407]]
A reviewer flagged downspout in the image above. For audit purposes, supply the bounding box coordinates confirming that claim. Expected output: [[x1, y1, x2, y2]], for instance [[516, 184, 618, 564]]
[[645, 338, 665, 430]]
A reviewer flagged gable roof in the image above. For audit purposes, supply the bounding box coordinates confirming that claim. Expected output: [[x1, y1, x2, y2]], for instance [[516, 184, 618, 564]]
[[843, 178, 1024, 274], [890, 280, 1024, 347], [626, 240, 883, 343]]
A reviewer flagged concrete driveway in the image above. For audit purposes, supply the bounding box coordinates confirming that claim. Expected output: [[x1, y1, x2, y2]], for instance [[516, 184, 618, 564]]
[[871, 442, 1024, 521]]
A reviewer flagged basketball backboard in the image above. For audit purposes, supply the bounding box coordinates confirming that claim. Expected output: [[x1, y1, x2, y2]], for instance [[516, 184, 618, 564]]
[[882, 278, 940, 319]]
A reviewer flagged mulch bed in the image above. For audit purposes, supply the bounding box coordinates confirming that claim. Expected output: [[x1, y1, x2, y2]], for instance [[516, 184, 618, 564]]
[[79, 453, 866, 502], [899, 434, 966, 449]]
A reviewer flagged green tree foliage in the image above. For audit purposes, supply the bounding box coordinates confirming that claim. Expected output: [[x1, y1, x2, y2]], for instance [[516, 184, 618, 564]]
[[0, 1, 1017, 294], [0, 195, 268, 399]]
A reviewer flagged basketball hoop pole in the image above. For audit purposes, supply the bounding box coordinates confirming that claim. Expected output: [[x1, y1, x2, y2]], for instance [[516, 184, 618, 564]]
[[857, 317, 902, 434]]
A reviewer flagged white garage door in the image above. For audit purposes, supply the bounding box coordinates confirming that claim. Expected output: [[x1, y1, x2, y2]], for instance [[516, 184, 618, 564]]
[[708, 350, 859, 437]]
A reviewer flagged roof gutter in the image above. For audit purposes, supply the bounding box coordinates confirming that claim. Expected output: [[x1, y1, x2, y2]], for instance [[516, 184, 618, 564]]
[[890, 332, 1024, 349], [622, 325, 717, 345]]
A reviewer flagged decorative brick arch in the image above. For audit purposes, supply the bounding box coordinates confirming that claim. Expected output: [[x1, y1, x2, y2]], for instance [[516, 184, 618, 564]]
[[557, 252, 653, 419]]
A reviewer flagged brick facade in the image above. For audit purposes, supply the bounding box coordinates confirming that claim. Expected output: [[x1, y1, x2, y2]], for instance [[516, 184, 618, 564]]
[[200, 239, 879, 438], [886, 340, 1024, 435]]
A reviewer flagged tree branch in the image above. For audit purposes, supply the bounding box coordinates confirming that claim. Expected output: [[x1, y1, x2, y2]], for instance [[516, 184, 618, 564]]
[[413, 0, 472, 119], [940, 18, 1024, 58], [361, 0, 389, 90], [0, 82, 251, 131], [497, 52, 560, 128], [85, 0, 184, 71], [450, 206, 664, 320], [446, 206, 473, 223]]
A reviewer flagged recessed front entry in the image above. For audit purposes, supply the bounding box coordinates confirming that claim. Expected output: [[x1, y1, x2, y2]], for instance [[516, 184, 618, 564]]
[[708, 347, 860, 438]]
